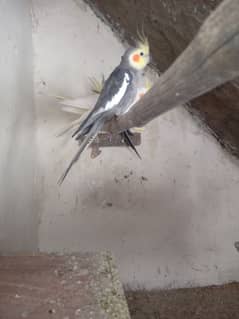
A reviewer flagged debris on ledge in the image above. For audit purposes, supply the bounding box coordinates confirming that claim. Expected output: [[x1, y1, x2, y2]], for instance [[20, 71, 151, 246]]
[[0, 252, 131, 319]]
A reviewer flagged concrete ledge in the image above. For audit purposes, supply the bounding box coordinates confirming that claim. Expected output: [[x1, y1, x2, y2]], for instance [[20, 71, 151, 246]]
[[0, 252, 130, 319]]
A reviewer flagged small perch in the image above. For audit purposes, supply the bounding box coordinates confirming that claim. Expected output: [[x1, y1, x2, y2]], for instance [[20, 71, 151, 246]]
[[90, 132, 141, 158], [91, 132, 141, 148]]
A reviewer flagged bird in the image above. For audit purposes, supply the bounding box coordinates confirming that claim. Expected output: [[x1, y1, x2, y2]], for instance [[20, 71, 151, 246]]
[[58, 33, 150, 185], [55, 75, 149, 157]]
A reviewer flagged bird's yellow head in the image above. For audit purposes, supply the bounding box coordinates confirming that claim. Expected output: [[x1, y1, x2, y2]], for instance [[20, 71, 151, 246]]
[[128, 31, 150, 71]]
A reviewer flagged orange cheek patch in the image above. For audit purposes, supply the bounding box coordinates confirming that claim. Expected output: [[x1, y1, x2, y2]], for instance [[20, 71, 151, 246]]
[[139, 93, 145, 98], [133, 54, 140, 62]]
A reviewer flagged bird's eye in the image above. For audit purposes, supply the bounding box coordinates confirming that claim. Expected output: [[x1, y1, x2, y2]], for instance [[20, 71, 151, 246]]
[[140, 52, 144, 56]]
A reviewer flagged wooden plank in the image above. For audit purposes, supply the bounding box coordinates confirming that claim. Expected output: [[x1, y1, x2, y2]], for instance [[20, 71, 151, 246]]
[[89, 132, 141, 158], [90, 132, 141, 147], [0, 253, 130, 319], [106, 0, 239, 133]]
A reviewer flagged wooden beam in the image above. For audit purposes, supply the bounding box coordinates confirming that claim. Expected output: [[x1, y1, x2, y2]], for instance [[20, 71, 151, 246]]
[[106, 0, 239, 133]]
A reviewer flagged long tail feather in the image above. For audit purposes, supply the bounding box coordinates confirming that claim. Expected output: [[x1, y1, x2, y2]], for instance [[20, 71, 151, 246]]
[[58, 121, 103, 185], [121, 130, 142, 160], [61, 105, 87, 114], [71, 109, 97, 139], [56, 118, 83, 137], [56, 109, 91, 137]]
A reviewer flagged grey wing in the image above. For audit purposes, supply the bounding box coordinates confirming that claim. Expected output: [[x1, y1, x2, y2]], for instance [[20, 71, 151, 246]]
[[95, 67, 134, 112], [72, 67, 135, 138]]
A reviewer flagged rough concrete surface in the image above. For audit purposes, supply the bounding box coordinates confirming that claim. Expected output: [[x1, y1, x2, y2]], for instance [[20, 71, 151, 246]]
[[1, 0, 239, 293], [0, 0, 37, 252], [126, 283, 239, 319], [0, 253, 130, 319]]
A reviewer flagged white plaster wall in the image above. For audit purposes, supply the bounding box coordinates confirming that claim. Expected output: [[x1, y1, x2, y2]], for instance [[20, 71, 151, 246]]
[[31, 0, 239, 289], [0, 0, 37, 252]]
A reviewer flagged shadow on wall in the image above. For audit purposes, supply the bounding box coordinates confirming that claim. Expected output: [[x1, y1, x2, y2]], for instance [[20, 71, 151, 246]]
[[78, 174, 194, 258]]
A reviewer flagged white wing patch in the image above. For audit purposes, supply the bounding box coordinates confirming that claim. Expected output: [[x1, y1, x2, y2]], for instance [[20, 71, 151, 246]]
[[105, 73, 130, 111]]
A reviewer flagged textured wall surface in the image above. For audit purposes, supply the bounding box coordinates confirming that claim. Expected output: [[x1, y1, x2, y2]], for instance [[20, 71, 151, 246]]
[[87, 0, 239, 158], [0, 0, 238, 291], [0, 0, 37, 252], [32, 0, 239, 289]]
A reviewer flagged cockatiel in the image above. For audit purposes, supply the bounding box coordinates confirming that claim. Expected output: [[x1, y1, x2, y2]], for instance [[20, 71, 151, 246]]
[[55, 76, 149, 159], [58, 34, 150, 185], [56, 75, 150, 140], [86, 76, 149, 159]]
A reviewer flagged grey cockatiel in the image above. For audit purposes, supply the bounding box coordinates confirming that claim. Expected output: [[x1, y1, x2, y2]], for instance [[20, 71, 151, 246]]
[[58, 35, 150, 185]]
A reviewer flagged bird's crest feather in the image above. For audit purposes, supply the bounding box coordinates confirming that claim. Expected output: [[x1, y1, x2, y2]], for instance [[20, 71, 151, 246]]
[[136, 26, 149, 54]]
